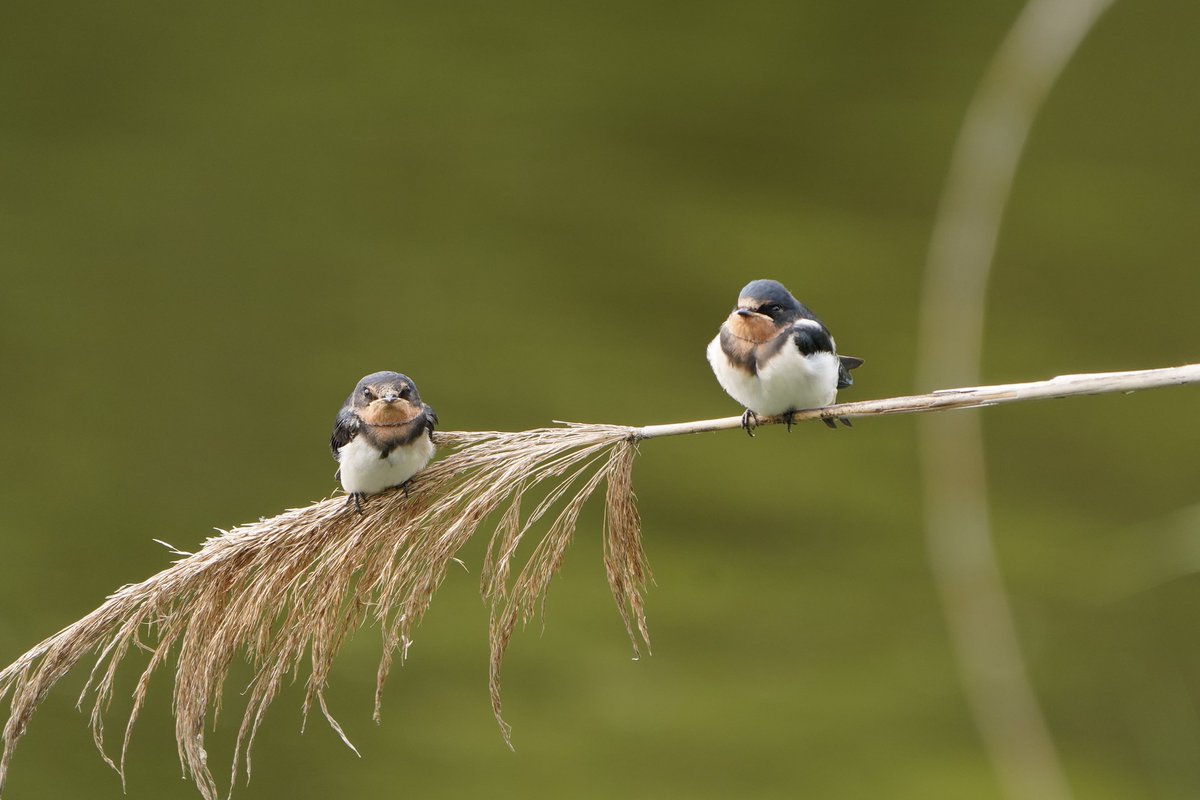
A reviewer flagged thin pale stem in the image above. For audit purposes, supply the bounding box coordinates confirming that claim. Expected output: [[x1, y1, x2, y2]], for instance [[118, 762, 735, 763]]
[[629, 363, 1200, 440]]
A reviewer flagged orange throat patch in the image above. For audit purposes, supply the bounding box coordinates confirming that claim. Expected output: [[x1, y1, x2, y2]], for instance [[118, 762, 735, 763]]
[[360, 399, 421, 427], [725, 312, 780, 344]]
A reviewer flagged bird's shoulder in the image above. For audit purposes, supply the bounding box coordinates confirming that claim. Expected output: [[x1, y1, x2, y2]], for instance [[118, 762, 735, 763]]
[[788, 317, 836, 357]]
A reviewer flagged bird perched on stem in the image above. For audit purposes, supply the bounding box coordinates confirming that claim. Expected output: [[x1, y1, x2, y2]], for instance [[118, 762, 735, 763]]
[[707, 279, 863, 435], [331, 371, 437, 512]]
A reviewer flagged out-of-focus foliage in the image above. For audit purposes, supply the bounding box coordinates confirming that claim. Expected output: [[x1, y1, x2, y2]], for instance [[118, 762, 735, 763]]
[[1, 2, 1197, 798]]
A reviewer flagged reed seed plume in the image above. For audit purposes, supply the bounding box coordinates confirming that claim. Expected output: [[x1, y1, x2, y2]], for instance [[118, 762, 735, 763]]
[[1, 363, 1197, 799], [0, 423, 646, 800]]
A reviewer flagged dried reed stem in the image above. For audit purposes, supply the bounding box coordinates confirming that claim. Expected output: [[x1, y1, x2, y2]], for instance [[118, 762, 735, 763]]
[[1, 362, 1197, 798], [633, 363, 1200, 438]]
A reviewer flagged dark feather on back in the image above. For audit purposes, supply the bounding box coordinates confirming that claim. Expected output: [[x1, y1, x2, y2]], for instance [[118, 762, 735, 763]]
[[792, 323, 836, 357]]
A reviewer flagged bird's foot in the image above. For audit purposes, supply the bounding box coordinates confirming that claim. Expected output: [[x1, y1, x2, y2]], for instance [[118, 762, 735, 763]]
[[783, 410, 796, 432], [346, 492, 366, 515], [839, 417, 853, 428], [399, 478, 414, 497], [821, 414, 838, 430], [741, 409, 759, 438]]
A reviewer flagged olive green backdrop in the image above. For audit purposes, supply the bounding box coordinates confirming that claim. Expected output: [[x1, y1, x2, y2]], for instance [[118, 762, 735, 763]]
[[2, 2, 1198, 798]]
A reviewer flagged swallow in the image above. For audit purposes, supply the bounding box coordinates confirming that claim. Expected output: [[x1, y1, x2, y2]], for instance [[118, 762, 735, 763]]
[[330, 371, 437, 513], [706, 279, 863, 435]]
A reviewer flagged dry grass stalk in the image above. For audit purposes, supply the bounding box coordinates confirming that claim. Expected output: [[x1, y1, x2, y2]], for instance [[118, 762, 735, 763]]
[[1, 362, 1198, 798]]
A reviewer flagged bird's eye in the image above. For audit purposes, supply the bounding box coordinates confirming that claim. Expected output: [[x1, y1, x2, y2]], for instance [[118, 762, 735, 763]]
[[362, 387, 373, 398], [761, 304, 779, 314]]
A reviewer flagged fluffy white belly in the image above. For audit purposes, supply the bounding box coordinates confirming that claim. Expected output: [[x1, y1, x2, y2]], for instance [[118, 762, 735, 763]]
[[707, 335, 838, 416], [337, 434, 436, 495]]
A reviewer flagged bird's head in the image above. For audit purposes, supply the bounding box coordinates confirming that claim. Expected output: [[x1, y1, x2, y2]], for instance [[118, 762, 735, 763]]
[[725, 279, 803, 342], [350, 371, 424, 426]]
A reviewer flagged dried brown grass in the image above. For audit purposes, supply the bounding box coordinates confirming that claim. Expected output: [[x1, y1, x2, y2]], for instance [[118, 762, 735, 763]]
[[0, 424, 650, 800]]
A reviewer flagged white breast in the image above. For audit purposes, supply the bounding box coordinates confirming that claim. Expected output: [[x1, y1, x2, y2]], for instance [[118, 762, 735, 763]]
[[337, 433, 436, 495], [707, 333, 839, 416], [755, 345, 839, 414]]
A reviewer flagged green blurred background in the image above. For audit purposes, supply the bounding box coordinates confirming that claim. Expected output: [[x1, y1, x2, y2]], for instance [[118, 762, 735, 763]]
[[2, 1, 1198, 797]]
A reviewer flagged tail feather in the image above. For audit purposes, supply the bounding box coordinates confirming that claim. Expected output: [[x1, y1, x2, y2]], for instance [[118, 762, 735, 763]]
[[836, 355, 864, 389]]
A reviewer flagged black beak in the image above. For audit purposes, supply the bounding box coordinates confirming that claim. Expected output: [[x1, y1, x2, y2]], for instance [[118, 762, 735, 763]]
[[381, 393, 400, 404], [735, 308, 752, 317]]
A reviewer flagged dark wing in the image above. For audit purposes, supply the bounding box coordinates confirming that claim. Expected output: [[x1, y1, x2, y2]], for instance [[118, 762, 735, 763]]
[[422, 403, 438, 433], [791, 321, 836, 357], [792, 318, 862, 389], [330, 408, 360, 459], [836, 355, 864, 389]]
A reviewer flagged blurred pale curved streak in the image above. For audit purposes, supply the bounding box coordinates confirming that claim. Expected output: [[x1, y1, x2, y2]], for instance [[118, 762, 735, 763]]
[[917, 1, 1115, 799]]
